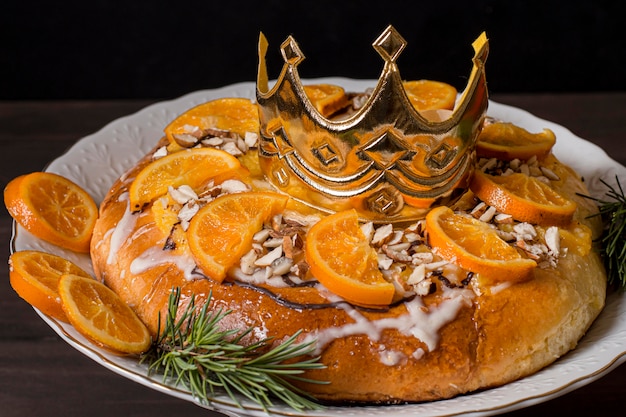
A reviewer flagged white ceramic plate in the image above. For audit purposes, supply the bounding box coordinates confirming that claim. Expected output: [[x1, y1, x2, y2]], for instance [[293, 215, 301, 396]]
[[11, 79, 626, 417]]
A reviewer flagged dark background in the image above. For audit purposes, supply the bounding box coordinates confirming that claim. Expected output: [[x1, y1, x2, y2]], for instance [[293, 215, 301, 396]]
[[1, 1, 625, 99]]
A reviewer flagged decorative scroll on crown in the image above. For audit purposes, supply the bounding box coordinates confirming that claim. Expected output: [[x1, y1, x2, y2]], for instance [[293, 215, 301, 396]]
[[256, 26, 489, 222]]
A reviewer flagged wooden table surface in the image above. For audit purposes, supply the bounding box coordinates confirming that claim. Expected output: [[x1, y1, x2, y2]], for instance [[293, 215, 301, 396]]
[[1, 93, 625, 417]]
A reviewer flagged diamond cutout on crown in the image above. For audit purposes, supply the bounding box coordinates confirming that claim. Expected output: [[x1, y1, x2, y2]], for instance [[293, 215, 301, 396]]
[[360, 129, 414, 171], [313, 143, 340, 166]]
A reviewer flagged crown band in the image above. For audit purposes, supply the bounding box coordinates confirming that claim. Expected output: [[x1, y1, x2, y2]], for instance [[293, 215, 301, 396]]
[[256, 26, 489, 222]]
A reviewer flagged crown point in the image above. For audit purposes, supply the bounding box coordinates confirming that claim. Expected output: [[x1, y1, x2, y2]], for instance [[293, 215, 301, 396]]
[[473, 32, 489, 53], [281, 36, 305, 66], [373, 25, 407, 63]]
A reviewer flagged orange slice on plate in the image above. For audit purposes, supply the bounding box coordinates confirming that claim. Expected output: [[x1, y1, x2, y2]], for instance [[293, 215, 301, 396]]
[[304, 84, 350, 117], [476, 122, 556, 160], [470, 170, 576, 227], [187, 191, 289, 282], [4, 172, 98, 253], [426, 206, 536, 283], [164, 97, 259, 146], [128, 147, 244, 212], [403, 80, 457, 112], [305, 209, 395, 306], [58, 273, 152, 355], [9, 250, 92, 322]]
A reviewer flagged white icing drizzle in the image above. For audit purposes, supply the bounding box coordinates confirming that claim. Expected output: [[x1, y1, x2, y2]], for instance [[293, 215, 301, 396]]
[[96, 227, 113, 252], [378, 346, 407, 366], [490, 281, 513, 294], [106, 193, 138, 265], [130, 246, 203, 281], [305, 285, 474, 356]]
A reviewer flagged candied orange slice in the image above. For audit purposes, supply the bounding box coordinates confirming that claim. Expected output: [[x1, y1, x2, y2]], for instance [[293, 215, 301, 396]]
[[403, 80, 457, 112], [151, 197, 188, 253], [426, 206, 536, 283], [4, 172, 98, 253], [476, 122, 556, 160], [164, 97, 259, 146], [305, 209, 394, 306], [128, 147, 244, 212], [303, 84, 349, 117], [9, 250, 92, 322], [187, 191, 289, 282], [470, 170, 576, 227], [58, 273, 152, 354]]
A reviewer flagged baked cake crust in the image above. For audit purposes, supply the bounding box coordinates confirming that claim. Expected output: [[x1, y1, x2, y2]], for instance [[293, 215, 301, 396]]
[[91, 125, 606, 403]]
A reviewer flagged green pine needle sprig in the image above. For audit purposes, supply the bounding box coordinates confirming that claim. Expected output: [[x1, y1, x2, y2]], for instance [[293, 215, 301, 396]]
[[141, 288, 327, 412], [581, 176, 626, 289]]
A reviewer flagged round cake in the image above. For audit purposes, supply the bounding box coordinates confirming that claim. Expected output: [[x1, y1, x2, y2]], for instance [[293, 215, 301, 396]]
[[90, 80, 606, 404]]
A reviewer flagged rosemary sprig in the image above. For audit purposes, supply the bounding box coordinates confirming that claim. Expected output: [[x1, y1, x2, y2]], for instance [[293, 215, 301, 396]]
[[141, 287, 327, 412], [581, 176, 626, 289]]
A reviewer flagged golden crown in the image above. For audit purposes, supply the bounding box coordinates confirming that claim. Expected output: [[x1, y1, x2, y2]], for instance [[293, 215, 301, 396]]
[[256, 26, 489, 222]]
